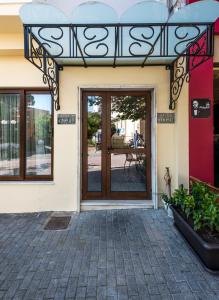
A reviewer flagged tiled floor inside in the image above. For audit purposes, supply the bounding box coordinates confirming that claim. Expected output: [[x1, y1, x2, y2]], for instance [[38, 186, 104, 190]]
[[0, 209, 219, 300]]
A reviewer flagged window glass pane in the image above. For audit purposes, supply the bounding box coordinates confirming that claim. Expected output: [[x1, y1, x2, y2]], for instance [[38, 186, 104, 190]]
[[0, 94, 20, 176], [110, 95, 147, 192], [87, 95, 102, 192], [26, 93, 52, 176], [111, 96, 146, 149]]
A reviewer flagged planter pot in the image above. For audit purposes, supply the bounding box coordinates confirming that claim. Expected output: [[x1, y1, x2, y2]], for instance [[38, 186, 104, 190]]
[[171, 206, 219, 272]]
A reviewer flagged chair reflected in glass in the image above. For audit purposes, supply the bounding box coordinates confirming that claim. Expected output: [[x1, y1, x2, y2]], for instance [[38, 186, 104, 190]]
[[124, 153, 146, 171], [124, 153, 138, 169]]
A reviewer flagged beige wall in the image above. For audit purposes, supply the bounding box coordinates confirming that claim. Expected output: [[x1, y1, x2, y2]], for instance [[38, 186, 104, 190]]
[[0, 53, 189, 212], [0, 34, 23, 50], [175, 81, 189, 189]]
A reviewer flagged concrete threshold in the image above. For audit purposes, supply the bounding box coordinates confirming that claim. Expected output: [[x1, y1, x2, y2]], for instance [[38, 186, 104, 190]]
[[81, 200, 154, 211]]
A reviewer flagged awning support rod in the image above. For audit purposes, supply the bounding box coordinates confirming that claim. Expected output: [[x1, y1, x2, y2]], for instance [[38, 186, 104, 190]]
[[71, 26, 88, 68]]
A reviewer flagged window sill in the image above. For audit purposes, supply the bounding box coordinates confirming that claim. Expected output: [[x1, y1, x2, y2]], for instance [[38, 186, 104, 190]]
[[0, 181, 55, 185]]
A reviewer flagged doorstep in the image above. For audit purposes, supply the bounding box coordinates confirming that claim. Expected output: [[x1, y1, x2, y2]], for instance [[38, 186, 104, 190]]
[[80, 200, 154, 211]]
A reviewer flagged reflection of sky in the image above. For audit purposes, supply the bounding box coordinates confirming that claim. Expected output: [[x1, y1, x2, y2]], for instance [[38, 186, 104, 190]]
[[87, 96, 100, 113], [88, 104, 98, 113], [28, 94, 51, 113]]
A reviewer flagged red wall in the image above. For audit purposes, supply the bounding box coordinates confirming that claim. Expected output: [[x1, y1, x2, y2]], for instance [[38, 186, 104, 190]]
[[187, 0, 215, 184], [215, 20, 219, 33], [189, 59, 214, 184]]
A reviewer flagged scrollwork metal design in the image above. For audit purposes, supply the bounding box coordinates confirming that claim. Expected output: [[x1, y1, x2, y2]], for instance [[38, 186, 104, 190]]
[[23, 23, 214, 112], [83, 27, 109, 57], [169, 56, 189, 110], [174, 25, 201, 55], [169, 25, 213, 110], [38, 27, 64, 57], [29, 38, 43, 70], [129, 26, 155, 57], [42, 57, 60, 111], [25, 23, 213, 64], [190, 32, 210, 71], [25, 29, 60, 110]]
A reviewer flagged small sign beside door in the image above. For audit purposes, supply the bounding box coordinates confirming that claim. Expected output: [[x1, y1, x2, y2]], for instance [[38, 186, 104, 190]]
[[192, 99, 211, 118], [57, 114, 76, 125], [157, 113, 175, 124]]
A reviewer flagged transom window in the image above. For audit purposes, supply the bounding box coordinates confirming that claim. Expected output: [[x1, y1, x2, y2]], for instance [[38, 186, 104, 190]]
[[0, 90, 53, 180]]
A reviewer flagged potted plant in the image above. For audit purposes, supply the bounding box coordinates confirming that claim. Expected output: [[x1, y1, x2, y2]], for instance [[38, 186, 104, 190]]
[[162, 182, 219, 272]]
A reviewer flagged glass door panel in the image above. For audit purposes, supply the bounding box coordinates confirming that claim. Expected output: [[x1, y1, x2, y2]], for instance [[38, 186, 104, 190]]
[[111, 152, 147, 192], [109, 95, 148, 194], [87, 95, 103, 192], [111, 95, 147, 149]]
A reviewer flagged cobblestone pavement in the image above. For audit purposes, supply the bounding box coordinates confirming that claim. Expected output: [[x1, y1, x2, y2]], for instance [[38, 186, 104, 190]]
[[0, 209, 219, 300]]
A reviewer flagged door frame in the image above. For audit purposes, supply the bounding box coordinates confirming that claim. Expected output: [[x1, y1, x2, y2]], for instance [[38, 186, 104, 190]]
[[78, 86, 158, 210]]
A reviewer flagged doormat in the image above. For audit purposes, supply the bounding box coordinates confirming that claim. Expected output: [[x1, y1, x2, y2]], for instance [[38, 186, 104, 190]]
[[44, 216, 71, 230]]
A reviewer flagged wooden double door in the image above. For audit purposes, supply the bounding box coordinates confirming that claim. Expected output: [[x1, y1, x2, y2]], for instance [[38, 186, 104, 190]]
[[82, 90, 151, 200]]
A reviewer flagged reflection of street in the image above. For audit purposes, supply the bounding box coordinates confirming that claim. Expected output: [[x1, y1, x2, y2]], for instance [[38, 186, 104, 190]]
[[0, 154, 51, 176], [88, 147, 146, 192], [88, 146, 101, 192], [0, 158, 20, 176], [111, 153, 146, 192], [26, 154, 51, 175]]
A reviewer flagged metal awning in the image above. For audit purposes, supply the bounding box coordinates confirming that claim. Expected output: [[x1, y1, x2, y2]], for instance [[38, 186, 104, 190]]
[[19, 0, 219, 110]]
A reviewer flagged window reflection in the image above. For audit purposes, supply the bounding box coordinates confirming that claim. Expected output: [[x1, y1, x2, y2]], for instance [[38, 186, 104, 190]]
[[26, 93, 52, 176], [0, 94, 20, 176], [110, 96, 147, 192], [111, 96, 146, 149], [111, 153, 147, 192], [87, 96, 102, 192]]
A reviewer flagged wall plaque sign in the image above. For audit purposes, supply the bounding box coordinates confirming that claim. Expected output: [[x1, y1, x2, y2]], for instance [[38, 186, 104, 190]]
[[192, 99, 211, 118], [57, 114, 76, 124], [157, 113, 175, 124]]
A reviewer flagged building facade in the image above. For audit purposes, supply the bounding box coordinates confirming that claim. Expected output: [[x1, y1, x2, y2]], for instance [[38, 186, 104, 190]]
[[0, 0, 218, 212]]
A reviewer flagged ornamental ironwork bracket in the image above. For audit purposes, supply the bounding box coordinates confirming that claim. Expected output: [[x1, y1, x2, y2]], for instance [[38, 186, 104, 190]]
[[169, 24, 214, 110], [24, 26, 61, 111], [169, 56, 189, 110]]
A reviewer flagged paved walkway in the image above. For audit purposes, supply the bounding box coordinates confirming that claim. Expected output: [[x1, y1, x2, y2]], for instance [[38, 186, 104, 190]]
[[0, 209, 219, 300]]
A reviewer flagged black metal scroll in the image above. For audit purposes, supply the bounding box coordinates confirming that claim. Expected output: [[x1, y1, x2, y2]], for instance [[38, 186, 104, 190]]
[[169, 56, 189, 110], [24, 23, 214, 65], [169, 25, 214, 110], [24, 27, 60, 111]]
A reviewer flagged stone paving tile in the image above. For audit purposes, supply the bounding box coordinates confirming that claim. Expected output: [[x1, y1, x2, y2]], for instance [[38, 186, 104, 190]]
[[0, 209, 219, 300]]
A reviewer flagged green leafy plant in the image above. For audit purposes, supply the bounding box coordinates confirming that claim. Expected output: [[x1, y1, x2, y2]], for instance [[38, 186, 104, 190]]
[[162, 182, 219, 233], [87, 112, 101, 140]]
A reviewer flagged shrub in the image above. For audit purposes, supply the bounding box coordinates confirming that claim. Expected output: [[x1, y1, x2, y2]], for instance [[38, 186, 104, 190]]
[[162, 182, 219, 233]]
